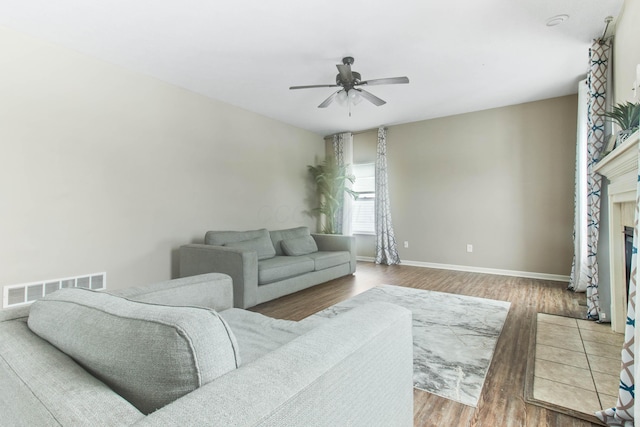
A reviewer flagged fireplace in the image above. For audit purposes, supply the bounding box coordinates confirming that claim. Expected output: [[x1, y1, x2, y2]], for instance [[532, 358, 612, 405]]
[[593, 131, 639, 333]]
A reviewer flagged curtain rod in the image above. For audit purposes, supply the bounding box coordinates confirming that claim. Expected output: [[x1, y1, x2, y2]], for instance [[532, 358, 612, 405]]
[[598, 16, 614, 42], [325, 127, 386, 139]]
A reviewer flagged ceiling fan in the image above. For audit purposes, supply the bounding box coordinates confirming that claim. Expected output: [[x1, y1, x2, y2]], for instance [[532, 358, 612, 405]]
[[289, 57, 409, 110]]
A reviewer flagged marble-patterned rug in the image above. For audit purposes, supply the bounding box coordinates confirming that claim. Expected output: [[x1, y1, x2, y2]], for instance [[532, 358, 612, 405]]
[[304, 285, 511, 407]]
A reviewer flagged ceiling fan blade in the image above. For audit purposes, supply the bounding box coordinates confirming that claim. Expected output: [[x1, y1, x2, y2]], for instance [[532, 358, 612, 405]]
[[290, 84, 339, 90], [356, 89, 386, 106], [318, 91, 340, 108], [336, 64, 353, 83], [359, 76, 410, 86]]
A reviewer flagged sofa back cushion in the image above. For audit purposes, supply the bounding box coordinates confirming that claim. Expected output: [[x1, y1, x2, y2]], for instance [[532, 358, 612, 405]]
[[281, 235, 319, 256], [27, 288, 241, 415], [0, 319, 144, 425], [206, 228, 276, 260], [269, 226, 312, 256]]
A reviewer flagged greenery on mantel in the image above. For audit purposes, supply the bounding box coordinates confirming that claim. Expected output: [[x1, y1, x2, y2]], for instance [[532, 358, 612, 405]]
[[604, 101, 640, 133], [308, 158, 357, 234], [599, 102, 640, 160], [599, 127, 640, 162]]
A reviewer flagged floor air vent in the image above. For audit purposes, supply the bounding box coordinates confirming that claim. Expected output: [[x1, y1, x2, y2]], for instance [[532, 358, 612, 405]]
[[2, 272, 106, 309]]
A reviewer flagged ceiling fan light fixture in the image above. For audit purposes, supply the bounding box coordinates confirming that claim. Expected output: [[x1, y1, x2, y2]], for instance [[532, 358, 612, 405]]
[[336, 90, 348, 106], [348, 89, 363, 105]]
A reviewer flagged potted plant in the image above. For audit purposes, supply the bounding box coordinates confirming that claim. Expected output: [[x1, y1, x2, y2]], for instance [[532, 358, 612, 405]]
[[604, 101, 640, 146], [308, 157, 357, 234]]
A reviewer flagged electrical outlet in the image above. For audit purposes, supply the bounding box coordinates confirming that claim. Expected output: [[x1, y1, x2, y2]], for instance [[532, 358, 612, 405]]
[[403, 241, 409, 248], [600, 312, 607, 320], [466, 244, 473, 253]]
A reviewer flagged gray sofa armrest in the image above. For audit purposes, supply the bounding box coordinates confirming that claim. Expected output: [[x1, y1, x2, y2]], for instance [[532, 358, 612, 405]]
[[112, 273, 234, 312], [179, 244, 259, 309], [134, 302, 413, 427], [0, 305, 31, 322], [312, 233, 357, 274]]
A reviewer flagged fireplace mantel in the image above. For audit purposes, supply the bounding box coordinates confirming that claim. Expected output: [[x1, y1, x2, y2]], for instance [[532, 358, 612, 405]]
[[594, 130, 639, 332], [595, 131, 640, 197]]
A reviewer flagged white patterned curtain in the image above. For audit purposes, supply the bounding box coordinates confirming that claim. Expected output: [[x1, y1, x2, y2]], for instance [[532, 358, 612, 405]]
[[570, 80, 590, 293], [568, 40, 610, 320], [375, 127, 400, 265], [332, 132, 353, 235], [596, 142, 637, 426]]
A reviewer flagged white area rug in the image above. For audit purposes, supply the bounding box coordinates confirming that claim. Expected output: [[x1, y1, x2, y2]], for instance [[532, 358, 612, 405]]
[[304, 285, 511, 407]]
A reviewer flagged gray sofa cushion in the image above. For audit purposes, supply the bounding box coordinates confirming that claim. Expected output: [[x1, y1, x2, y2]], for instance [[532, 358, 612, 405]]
[[220, 308, 318, 365], [281, 235, 318, 256], [225, 236, 276, 260], [306, 251, 352, 271], [27, 288, 240, 415], [258, 256, 315, 285], [0, 319, 144, 426], [269, 226, 311, 255], [206, 228, 276, 260], [205, 228, 266, 245]]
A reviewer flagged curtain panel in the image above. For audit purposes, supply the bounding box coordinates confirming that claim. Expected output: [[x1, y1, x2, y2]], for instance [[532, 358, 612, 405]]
[[375, 127, 400, 265], [570, 80, 590, 294], [569, 40, 610, 320]]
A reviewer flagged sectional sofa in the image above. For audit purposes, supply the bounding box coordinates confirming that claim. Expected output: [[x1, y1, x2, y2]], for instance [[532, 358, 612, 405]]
[[179, 226, 356, 308], [0, 273, 414, 426]]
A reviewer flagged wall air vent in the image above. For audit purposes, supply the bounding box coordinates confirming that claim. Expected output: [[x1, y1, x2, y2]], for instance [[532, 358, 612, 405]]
[[2, 272, 106, 309]]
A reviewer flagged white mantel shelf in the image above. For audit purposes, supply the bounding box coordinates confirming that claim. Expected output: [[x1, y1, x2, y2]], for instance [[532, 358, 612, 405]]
[[594, 130, 640, 186], [593, 129, 639, 333]]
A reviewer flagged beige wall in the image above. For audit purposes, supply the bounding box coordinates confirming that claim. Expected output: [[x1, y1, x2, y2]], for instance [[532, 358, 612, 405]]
[[614, 0, 640, 103], [0, 27, 324, 306], [352, 96, 577, 276]]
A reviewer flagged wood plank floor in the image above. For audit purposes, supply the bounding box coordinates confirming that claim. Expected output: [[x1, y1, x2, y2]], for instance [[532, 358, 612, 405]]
[[250, 262, 601, 427]]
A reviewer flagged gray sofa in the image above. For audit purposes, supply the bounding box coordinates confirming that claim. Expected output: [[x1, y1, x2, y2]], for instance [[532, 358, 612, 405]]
[[179, 226, 356, 308], [0, 273, 414, 426]]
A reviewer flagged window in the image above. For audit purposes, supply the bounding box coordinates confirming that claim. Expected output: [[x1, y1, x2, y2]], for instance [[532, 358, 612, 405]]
[[351, 163, 375, 235]]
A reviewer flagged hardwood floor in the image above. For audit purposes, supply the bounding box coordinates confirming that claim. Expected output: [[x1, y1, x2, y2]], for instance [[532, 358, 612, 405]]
[[251, 262, 601, 427]]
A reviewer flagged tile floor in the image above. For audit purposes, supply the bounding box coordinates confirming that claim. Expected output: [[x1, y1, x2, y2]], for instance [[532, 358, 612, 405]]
[[532, 313, 625, 417]]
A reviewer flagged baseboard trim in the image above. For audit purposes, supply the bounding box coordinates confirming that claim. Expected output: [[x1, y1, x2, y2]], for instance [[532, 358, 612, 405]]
[[356, 257, 569, 282]]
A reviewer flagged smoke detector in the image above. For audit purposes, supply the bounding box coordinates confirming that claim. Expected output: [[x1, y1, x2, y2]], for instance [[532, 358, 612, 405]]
[[546, 14, 569, 27]]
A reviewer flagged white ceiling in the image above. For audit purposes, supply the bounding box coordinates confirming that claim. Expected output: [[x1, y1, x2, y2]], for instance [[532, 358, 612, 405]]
[[0, 0, 625, 136]]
